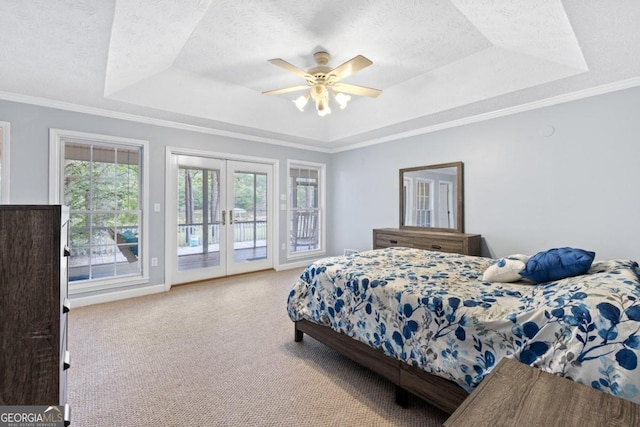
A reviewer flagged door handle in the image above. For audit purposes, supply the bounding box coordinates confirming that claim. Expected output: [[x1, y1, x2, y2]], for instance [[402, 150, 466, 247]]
[[222, 210, 226, 225], [229, 214, 233, 225]]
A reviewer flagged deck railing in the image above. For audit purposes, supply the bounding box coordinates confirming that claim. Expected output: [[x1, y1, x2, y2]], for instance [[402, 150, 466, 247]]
[[68, 225, 138, 260], [68, 221, 268, 267], [178, 220, 267, 250]]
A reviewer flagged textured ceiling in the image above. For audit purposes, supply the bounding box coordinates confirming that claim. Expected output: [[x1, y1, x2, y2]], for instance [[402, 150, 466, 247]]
[[0, 1, 639, 151]]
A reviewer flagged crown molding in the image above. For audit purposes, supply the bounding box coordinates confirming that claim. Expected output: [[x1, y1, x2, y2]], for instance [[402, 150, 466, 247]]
[[0, 91, 331, 153], [2, 75, 640, 156], [330, 76, 640, 153]]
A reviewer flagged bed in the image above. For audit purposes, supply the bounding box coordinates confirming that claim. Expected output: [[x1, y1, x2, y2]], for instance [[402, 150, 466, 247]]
[[287, 247, 640, 413]]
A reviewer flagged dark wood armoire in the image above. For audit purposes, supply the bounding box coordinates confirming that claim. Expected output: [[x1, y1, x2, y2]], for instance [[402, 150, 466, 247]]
[[0, 205, 70, 424]]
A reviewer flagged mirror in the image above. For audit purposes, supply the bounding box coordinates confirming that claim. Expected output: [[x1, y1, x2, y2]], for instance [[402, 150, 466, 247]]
[[400, 161, 464, 233]]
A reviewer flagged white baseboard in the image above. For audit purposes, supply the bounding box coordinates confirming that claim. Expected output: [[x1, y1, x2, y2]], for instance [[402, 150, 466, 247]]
[[70, 261, 319, 307], [275, 260, 314, 271], [70, 283, 166, 308]]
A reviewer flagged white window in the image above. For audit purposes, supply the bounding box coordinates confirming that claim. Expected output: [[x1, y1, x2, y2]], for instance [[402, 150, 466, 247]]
[[288, 160, 325, 257], [415, 178, 433, 227], [50, 130, 148, 291]]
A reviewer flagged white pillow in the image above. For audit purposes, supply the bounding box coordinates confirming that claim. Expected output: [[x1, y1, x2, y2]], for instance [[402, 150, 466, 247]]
[[506, 254, 531, 263], [483, 254, 530, 282]]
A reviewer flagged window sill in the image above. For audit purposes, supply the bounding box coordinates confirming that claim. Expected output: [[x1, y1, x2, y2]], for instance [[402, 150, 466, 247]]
[[68, 275, 150, 295], [287, 249, 326, 261]]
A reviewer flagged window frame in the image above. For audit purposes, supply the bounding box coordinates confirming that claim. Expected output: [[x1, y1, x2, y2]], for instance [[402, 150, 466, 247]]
[[414, 178, 434, 227], [49, 129, 150, 293], [287, 159, 326, 259]]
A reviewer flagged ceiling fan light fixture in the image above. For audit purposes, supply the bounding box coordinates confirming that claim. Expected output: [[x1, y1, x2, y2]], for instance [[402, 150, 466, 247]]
[[316, 95, 331, 117], [334, 91, 351, 110], [293, 94, 309, 112], [263, 51, 381, 117], [310, 83, 327, 100]]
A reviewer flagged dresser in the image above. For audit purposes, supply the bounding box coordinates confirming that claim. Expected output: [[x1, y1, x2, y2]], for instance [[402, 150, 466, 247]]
[[0, 205, 71, 424], [373, 228, 481, 256], [444, 357, 640, 426]]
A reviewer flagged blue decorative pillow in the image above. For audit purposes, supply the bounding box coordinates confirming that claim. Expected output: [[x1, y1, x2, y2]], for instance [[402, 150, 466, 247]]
[[519, 247, 595, 283], [121, 230, 139, 256]]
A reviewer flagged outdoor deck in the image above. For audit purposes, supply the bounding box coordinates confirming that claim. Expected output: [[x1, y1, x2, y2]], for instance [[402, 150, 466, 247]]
[[178, 246, 267, 271], [69, 246, 268, 280]]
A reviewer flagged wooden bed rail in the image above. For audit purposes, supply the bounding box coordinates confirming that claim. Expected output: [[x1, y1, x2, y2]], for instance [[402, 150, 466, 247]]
[[294, 319, 469, 414]]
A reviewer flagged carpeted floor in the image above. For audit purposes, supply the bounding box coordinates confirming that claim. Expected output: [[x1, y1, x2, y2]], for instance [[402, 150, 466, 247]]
[[68, 268, 448, 426]]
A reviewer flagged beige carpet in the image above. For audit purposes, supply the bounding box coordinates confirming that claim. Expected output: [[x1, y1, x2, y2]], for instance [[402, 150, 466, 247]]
[[68, 268, 448, 426]]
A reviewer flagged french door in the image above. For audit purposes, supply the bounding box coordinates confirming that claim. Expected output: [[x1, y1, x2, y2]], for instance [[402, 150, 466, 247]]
[[168, 154, 272, 285]]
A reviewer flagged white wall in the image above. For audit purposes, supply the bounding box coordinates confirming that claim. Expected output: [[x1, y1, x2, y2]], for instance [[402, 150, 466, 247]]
[[330, 86, 640, 262]]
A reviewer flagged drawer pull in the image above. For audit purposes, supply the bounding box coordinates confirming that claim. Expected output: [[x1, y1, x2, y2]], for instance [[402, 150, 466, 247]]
[[63, 246, 71, 257], [64, 350, 71, 370], [64, 404, 71, 426], [431, 244, 442, 250], [63, 298, 71, 314], [390, 240, 398, 244]]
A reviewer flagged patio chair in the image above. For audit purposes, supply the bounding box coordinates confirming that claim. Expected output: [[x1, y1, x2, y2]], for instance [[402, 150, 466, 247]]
[[291, 211, 318, 250], [108, 228, 138, 263]]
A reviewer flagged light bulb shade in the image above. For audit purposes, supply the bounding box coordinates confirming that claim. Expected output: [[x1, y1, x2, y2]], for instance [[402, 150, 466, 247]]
[[295, 83, 334, 116], [318, 107, 331, 117], [317, 97, 331, 117], [334, 92, 351, 109], [293, 94, 309, 112]]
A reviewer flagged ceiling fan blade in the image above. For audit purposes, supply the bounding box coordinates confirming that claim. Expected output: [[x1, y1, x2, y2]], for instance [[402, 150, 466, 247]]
[[262, 85, 310, 96], [332, 83, 381, 98], [328, 55, 373, 82], [268, 58, 312, 80]]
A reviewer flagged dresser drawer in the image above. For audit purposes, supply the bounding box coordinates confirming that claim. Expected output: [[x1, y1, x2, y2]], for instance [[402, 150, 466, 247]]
[[373, 228, 481, 256], [60, 312, 68, 360], [60, 359, 69, 406], [375, 232, 414, 248], [412, 238, 463, 254]]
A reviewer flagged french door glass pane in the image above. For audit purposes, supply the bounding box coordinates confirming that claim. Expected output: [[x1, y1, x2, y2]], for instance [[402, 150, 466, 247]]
[[177, 167, 221, 271], [233, 171, 267, 263]]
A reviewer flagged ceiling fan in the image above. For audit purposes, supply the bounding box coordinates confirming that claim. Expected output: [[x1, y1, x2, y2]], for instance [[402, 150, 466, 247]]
[[262, 51, 382, 117]]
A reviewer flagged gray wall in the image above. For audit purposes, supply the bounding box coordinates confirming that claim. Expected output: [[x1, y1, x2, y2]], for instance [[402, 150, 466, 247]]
[[3, 84, 640, 293], [0, 99, 330, 289], [330, 86, 640, 262]]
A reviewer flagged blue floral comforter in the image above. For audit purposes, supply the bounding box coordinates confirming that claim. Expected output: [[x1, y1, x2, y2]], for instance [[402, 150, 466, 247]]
[[287, 247, 640, 403]]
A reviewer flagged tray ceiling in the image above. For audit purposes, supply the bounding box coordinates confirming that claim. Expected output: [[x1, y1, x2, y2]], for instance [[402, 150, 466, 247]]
[[0, 0, 639, 151]]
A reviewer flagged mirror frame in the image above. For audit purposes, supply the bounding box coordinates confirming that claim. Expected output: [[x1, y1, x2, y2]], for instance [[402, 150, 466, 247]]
[[399, 161, 464, 233]]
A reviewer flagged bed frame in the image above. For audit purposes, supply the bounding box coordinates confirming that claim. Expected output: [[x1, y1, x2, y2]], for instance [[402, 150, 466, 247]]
[[294, 319, 469, 414]]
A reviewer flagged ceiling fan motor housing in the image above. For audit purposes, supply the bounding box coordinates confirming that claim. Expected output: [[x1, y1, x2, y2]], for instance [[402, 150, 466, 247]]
[[307, 52, 332, 84], [313, 51, 330, 66]]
